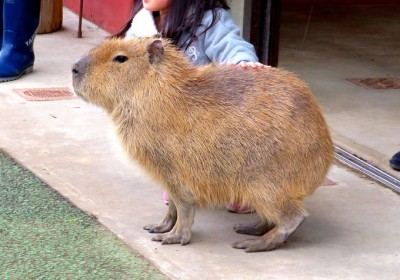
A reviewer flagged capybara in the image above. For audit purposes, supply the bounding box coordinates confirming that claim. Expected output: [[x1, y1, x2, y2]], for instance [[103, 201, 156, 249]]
[[72, 37, 334, 252]]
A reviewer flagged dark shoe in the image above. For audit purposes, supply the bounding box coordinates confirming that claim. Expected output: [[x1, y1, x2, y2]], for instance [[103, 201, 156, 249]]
[[0, 0, 41, 82], [389, 151, 400, 171]]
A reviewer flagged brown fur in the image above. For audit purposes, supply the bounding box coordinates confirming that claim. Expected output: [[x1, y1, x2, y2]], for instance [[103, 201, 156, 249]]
[[72, 37, 334, 252]]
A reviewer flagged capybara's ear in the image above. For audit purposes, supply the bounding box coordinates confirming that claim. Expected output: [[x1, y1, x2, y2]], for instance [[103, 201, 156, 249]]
[[146, 40, 164, 64]]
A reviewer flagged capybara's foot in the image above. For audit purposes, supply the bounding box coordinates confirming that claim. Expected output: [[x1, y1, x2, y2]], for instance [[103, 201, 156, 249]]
[[144, 200, 177, 233], [232, 237, 279, 252], [152, 200, 195, 245], [144, 219, 175, 233], [233, 219, 273, 236], [152, 228, 191, 245], [232, 211, 306, 252]]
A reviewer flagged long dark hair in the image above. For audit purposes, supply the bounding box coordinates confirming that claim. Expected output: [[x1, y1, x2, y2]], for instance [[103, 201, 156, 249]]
[[114, 0, 230, 49]]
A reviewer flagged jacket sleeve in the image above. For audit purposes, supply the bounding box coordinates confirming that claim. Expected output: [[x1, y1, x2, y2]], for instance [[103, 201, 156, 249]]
[[125, 8, 158, 39], [200, 9, 259, 65]]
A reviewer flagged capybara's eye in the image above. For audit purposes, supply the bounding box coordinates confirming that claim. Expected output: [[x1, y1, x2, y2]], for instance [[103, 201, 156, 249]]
[[113, 55, 129, 63]]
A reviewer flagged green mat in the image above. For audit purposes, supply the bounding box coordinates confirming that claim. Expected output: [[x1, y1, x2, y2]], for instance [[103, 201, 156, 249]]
[[0, 150, 166, 280]]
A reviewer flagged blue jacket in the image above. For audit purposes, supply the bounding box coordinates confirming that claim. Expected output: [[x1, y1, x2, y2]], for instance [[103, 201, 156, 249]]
[[178, 9, 259, 66]]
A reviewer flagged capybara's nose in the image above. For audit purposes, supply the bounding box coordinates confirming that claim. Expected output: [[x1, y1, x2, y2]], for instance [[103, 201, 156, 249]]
[[72, 55, 89, 77]]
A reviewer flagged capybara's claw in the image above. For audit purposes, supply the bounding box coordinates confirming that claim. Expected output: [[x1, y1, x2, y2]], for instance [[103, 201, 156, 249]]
[[151, 231, 191, 245], [232, 237, 281, 252], [143, 204, 177, 233], [143, 221, 174, 233]]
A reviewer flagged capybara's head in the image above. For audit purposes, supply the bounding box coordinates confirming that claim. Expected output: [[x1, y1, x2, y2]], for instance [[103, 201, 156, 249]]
[[72, 37, 180, 112]]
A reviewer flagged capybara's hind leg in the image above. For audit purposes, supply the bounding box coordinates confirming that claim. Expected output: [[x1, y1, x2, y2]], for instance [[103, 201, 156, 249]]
[[152, 200, 195, 245], [232, 206, 306, 252], [233, 218, 274, 236], [144, 198, 177, 233]]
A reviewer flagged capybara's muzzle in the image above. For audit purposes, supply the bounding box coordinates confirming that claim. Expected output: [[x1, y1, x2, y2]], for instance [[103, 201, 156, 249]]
[[72, 55, 90, 95], [72, 55, 89, 78]]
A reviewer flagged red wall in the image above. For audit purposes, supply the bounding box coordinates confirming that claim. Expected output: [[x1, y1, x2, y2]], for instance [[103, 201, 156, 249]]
[[63, 0, 133, 34], [283, 0, 399, 4], [64, 0, 398, 33]]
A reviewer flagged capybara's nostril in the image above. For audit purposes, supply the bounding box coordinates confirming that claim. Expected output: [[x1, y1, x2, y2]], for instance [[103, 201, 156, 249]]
[[72, 55, 89, 76], [72, 65, 79, 76]]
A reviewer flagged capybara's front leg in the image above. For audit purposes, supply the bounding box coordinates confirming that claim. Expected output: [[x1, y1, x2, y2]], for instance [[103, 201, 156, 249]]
[[151, 199, 195, 246], [232, 206, 306, 252], [144, 198, 177, 233]]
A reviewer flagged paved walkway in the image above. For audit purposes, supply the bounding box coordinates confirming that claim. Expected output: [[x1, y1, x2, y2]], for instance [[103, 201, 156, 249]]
[[0, 8, 399, 279]]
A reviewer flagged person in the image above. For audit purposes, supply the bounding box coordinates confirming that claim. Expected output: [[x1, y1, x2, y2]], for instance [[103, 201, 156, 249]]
[[390, 152, 400, 171], [116, 0, 268, 213], [116, 0, 266, 69], [0, 0, 42, 82]]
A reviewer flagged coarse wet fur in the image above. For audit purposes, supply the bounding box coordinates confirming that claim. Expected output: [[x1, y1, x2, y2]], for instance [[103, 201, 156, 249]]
[[72, 37, 334, 252]]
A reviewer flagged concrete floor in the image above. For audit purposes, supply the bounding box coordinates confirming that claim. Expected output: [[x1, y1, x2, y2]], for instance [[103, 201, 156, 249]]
[[279, 4, 400, 177], [0, 7, 399, 280]]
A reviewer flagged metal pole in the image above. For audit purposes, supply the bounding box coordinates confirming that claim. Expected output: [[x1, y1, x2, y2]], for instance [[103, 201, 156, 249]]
[[77, 0, 84, 38]]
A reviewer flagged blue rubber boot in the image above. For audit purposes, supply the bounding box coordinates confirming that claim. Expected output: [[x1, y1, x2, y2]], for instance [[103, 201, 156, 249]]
[[0, 0, 3, 49], [0, 0, 41, 82], [389, 151, 400, 171]]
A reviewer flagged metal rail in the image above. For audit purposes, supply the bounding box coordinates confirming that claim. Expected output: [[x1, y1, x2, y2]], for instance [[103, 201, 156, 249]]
[[334, 145, 400, 193]]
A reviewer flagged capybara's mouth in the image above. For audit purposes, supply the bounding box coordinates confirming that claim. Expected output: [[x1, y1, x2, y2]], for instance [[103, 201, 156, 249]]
[[74, 91, 83, 99], [71, 80, 83, 99], [71, 79, 87, 102], [73, 89, 88, 102]]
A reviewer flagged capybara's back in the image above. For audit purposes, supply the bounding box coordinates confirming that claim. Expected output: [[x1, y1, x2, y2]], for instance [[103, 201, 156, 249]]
[[72, 37, 334, 252]]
